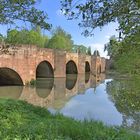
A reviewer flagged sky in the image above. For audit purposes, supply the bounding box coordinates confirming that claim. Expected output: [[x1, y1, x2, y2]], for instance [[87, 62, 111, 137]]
[[0, 0, 119, 58]]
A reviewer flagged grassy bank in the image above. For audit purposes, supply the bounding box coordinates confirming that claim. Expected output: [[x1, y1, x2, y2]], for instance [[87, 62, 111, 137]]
[[0, 99, 139, 140]]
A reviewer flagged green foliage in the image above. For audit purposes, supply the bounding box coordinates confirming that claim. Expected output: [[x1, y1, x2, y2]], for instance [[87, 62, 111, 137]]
[[104, 36, 122, 58], [46, 27, 73, 51], [30, 79, 36, 86], [0, 99, 139, 139], [72, 45, 91, 55], [0, 0, 51, 29], [93, 50, 100, 56], [5, 29, 48, 48], [105, 33, 140, 74], [61, 0, 140, 36], [0, 34, 5, 43], [72, 44, 87, 54], [87, 46, 91, 55], [115, 48, 140, 74]]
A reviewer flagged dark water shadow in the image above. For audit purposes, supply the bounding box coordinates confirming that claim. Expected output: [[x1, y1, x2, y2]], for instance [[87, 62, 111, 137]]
[[36, 78, 54, 98], [0, 68, 23, 85], [85, 73, 90, 83], [0, 86, 23, 99], [66, 74, 78, 90]]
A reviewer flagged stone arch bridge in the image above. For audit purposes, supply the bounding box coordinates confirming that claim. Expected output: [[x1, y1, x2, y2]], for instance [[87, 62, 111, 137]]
[[0, 45, 106, 85]]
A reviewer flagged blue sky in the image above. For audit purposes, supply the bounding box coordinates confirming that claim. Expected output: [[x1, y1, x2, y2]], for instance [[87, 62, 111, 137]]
[[0, 0, 119, 58]]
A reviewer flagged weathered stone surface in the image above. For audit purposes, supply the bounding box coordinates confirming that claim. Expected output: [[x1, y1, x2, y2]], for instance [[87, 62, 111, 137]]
[[0, 45, 106, 85]]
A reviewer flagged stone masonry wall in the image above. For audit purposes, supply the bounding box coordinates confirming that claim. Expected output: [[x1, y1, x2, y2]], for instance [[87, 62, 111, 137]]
[[0, 45, 106, 85]]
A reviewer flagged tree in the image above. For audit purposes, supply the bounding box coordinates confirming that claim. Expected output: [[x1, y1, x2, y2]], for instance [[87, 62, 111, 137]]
[[93, 50, 100, 56], [104, 36, 121, 58], [6, 29, 48, 48], [0, 0, 51, 29], [0, 34, 5, 43], [87, 46, 91, 55], [61, 0, 140, 36], [72, 44, 87, 54], [104, 32, 140, 73], [46, 27, 73, 51]]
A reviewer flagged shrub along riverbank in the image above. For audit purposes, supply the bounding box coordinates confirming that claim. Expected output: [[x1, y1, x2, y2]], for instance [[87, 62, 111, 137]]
[[0, 99, 140, 140]]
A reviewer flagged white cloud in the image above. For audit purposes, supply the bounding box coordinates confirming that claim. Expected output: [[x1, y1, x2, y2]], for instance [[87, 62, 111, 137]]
[[89, 43, 109, 58], [56, 9, 66, 16], [105, 35, 111, 39]]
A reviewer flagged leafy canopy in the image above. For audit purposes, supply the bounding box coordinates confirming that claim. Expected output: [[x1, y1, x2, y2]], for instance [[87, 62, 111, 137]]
[[93, 50, 100, 56], [105, 33, 140, 74], [72, 45, 91, 55], [0, 0, 51, 29], [5, 29, 48, 48], [46, 27, 73, 51], [104, 36, 122, 58], [61, 0, 140, 36]]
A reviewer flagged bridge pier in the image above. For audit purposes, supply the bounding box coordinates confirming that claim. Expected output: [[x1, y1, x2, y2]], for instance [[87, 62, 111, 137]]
[[78, 54, 86, 74], [91, 56, 97, 75], [54, 50, 66, 77]]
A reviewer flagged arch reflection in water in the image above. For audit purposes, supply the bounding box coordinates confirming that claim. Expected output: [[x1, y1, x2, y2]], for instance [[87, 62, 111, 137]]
[[36, 78, 54, 98], [0, 67, 23, 86], [0, 86, 23, 99], [20, 74, 105, 109], [85, 73, 90, 84], [66, 74, 78, 90]]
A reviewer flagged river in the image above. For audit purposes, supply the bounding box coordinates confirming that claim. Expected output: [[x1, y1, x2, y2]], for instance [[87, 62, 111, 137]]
[[0, 73, 140, 134]]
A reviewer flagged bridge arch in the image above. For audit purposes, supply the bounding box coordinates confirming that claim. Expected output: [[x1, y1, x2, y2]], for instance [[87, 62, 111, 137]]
[[85, 61, 90, 73], [0, 67, 23, 85], [66, 60, 78, 74], [36, 61, 54, 78]]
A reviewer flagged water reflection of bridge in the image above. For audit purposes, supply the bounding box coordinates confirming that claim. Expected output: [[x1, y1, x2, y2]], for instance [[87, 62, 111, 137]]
[[0, 74, 106, 109], [19, 74, 105, 108]]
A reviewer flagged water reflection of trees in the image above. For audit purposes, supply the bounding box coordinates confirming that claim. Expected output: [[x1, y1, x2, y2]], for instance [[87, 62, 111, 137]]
[[106, 78, 140, 132]]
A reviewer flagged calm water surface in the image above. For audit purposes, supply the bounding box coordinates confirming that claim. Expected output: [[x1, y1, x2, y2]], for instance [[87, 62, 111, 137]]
[[0, 74, 140, 133]]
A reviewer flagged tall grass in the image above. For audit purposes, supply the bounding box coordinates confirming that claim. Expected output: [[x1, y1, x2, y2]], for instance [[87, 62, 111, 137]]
[[0, 99, 139, 140]]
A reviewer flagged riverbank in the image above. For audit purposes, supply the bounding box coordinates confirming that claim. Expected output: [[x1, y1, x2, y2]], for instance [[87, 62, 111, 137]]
[[0, 99, 139, 140]]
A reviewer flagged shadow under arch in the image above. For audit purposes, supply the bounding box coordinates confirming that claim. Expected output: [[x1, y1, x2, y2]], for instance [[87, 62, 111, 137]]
[[85, 61, 90, 73], [0, 67, 23, 86], [36, 61, 54, 98], [66, 60, 78, 74], [66, 74, 77, 90], [36, 61, 54, 78]]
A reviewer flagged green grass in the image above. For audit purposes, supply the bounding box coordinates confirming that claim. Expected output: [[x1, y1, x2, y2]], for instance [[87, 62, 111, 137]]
[[0, 99, 139, 140]]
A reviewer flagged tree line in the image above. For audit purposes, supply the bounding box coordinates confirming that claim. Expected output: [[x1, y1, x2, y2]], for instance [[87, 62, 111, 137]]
[[2, 0, 140, 63], [0, 26, 92, 55]]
